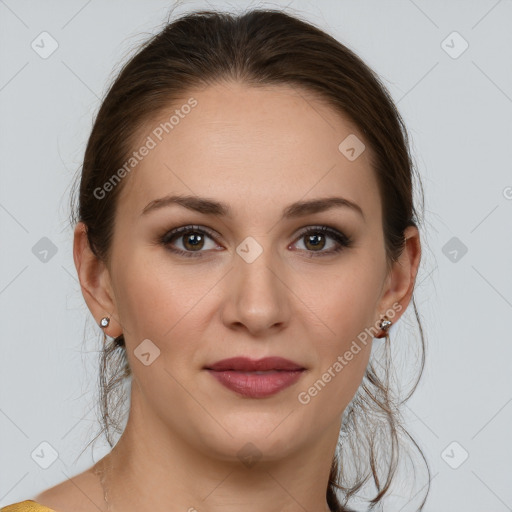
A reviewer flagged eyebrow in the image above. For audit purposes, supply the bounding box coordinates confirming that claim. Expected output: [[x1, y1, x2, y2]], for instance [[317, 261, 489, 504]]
[[140, 194, 365, 222]]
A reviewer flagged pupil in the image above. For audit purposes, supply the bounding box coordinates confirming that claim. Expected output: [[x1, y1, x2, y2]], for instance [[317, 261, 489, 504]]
[[185, 233, 203, 249], [307, 233, 324, 250]]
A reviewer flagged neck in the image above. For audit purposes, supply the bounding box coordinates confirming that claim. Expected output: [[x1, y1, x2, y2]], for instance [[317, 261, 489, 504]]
[[92, 382, 340, 512]]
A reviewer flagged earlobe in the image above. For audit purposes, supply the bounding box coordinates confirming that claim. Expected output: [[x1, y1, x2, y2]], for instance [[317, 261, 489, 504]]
[[73, 222, 123, 338]]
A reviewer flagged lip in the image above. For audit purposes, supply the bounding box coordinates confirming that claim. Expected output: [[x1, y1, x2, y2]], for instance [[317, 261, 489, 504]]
[[206, 356, 304, 372], [205, 357, 306, 398]]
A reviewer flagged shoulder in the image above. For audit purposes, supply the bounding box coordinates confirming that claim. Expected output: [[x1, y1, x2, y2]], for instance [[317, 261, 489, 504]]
[[0, 500, 56, 512], [27, 467, 104, 512], [27, 485, 86, 512], [6, 467, 102, 512], [3, 462, 104, 512]]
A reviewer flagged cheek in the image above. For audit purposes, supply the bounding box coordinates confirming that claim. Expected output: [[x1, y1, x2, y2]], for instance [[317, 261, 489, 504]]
[[304, 262, 382, 345], [111, 253, 206, 357], [298, 324, 372, 422], [298, 262, 381, 409], [111, 260, 206, 405]]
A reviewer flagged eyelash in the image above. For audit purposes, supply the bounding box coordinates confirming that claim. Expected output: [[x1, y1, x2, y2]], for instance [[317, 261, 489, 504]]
[[159, 224, 353, 259]]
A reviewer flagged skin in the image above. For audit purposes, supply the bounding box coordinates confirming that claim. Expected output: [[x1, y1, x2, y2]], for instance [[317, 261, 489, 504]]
[[35, 81, 420, 512]]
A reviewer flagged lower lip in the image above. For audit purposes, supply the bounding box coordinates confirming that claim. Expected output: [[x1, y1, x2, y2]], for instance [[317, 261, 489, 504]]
[[206, 369, 305, 398]]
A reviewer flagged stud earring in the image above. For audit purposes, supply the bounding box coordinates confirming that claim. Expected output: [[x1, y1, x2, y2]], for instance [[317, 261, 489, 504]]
[[379, 316, 393, 335], [379, 315, 392, 334], [379, 317, 392, 331], [100, 316, 110, 328]]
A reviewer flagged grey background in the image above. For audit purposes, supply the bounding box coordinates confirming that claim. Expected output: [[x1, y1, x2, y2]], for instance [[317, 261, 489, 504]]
[[1, 0, 511, 510]]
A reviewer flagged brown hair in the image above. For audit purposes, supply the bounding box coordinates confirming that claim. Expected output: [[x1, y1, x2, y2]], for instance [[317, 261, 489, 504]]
[[71, 7, 430, 511]]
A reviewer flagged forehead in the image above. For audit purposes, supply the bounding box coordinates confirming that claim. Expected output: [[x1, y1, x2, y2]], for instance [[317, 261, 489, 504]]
[[117, 81, 380, 224]]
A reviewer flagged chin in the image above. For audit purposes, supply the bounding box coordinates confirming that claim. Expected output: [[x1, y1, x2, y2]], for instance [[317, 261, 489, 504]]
[[194, 416, 303, 463]]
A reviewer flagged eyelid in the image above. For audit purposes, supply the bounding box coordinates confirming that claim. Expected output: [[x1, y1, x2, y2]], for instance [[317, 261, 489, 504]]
[[160, 224, 347, 243], [159, 224, 222, 246], [293, 223, 349, 239]]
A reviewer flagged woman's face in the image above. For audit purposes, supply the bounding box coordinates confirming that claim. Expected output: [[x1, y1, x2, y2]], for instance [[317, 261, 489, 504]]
[[80, 81, 417, 462]]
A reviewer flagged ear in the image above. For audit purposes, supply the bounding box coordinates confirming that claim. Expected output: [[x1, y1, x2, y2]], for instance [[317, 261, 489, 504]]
[[73, 222, 123, 338], [375, 225, 421, 336]]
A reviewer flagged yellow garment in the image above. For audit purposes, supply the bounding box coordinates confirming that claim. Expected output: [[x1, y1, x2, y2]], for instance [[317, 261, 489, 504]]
[[0, 500, 55, 512]]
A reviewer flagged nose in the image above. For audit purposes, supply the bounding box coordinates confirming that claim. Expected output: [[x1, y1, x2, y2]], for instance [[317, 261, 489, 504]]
[[220, 244, 291, 337]]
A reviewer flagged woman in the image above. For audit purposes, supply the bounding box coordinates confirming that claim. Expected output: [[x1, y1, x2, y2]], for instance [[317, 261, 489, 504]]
[[2, 6, 429, 512]]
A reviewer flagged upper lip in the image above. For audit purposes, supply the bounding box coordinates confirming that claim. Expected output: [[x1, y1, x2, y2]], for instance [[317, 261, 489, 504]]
[[205, 357, 305, 372]]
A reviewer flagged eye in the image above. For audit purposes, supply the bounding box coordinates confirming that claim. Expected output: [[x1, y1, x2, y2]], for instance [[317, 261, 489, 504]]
[[291, 226, 353, 257], [159, 224, 353, 258], [159, 225, 220, 258]]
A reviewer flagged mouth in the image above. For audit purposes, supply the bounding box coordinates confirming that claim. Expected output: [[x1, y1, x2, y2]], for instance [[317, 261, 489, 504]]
[[204, 357, 306, 398], [205, 356, 305, 372]]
